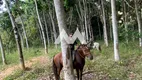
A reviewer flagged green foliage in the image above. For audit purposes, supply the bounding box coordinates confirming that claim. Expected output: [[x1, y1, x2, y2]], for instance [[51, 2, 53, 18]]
[[64, 0, 75, 12], [47, 45, 61, 58], [0, 48, 43, 70], [4, 59, 52, 80], [85, 41, 142, 79], [3, 48, 56, 80], [118, 23, 140, 41]]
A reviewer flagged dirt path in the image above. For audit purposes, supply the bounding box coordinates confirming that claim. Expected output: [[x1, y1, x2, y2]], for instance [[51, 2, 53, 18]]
[[0, 56, 47, 80]]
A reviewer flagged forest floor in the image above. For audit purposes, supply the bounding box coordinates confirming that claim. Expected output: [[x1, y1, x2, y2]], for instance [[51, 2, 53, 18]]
[[1, 42, 142, 80], [0, 56, 48, 80]]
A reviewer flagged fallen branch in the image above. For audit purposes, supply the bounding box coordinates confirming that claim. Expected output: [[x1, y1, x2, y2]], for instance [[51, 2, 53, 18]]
[[82, 70, 95, 75]]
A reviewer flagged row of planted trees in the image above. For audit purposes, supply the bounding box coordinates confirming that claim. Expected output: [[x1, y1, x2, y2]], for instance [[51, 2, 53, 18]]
[[0, 0, 142, 74]]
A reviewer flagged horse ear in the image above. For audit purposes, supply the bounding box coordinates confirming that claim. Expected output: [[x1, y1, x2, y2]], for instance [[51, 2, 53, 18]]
[[87, 38, 94, 45], [87, 38, 94, 49]]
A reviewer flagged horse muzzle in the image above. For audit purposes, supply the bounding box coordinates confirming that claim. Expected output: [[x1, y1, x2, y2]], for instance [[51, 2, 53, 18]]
[[87, 54, 93, 60]]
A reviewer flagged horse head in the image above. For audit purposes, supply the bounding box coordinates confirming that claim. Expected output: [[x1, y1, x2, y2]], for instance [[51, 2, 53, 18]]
[[78, 44, 93, 60]]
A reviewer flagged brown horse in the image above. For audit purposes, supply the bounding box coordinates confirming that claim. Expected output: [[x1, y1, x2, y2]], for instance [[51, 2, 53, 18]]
[[53, 44, 93, 80]]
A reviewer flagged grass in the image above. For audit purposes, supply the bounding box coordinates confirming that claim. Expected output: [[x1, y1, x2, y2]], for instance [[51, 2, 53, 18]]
[[0, 47, 43, 71], [4, 62, 52, 80], [3, 41, 142, 80], [3, 47, 58, 80]]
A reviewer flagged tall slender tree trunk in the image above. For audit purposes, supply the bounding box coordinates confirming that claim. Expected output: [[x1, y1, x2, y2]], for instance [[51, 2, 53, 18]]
[[49, 11, 57, 48], [134, 0, 142, 47], [111, 0, 120, 61], [101, 0, 108, 46], [53, 0, 75, 80], [83, 0, 89, 41], [4, 0, 25, 70], [19, 15, 29, 49], [0, 35, 6, 65], [34, 0, 47, 54]]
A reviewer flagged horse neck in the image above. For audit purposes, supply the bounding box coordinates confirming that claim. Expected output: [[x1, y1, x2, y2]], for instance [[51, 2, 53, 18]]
[[77, 49, 85, 59]]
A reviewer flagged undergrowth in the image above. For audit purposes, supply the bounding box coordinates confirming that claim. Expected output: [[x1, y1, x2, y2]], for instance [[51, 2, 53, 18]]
[[0, 48, 43, 71], [3, 41, 142, 80]]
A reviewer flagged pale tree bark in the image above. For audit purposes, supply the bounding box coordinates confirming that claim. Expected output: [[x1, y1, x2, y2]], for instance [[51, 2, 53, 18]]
[[49, 11, 57, 48], [15, 0, 29, 49], [111, 0, 120, 61], [83, 0, 89, 41], [88, 4, 93, 40], [34, 0, 47, 54], [76, 0, 90, 41], [19, 15, 29, 49], [3, 0, 25, 70], [0, 35, 6, 65], [101, 0, 108, 46], [53, 0, 75, 80], [134, 0, 142, 47], [76, 2, 84, 34]]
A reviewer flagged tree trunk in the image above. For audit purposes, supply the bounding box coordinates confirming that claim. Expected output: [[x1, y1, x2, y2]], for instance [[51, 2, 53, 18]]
[[53, 0, 75, 80], [83, 0, 89, 41], [34, 0, 47, 54], [0, 35, 6, 65], [4, 0, 25, 70], [101, 0, 109, 46], [36, 19, 43, 43], [19, 15, 29, 49], [134, 0, 142, 47], [19, 31, 24, 49], [111, 0, 120, 61], [49, 11, 57, 48]]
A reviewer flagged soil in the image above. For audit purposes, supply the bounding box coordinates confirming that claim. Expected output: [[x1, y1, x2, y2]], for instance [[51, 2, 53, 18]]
[[0, 56, 47, 80]]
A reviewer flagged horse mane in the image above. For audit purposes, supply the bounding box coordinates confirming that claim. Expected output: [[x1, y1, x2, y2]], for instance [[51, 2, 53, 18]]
[[76, 44, 86, 50], [76, 45, 81, 50]]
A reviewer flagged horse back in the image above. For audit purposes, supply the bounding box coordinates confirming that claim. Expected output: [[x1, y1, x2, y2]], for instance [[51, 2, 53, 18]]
[[53, 52, 63, 67]]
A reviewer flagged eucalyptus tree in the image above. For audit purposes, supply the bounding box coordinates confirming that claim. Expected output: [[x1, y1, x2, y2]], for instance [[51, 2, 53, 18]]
[[53, 0, 75, 79], [34, 0, 47, 54], [0, 35, 6, 65], [15, 0, 29, 49], [111, 0, 120, 61], [134, 0, 142, 47], [101, 0, 108, 46], [47, 1, 57, 47], [3, 0, 25, 70], [19, 15, 29, 49]]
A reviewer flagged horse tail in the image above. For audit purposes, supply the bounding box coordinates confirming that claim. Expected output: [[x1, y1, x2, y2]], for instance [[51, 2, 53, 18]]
[[52, 56, 59, 80]]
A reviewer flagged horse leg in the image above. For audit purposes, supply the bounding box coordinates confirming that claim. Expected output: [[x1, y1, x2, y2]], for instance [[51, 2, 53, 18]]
[[53, 60, 60, 80], [79, 69, 83, 80], [57, 65, 62, 80], [76, 69, 79, 80]]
